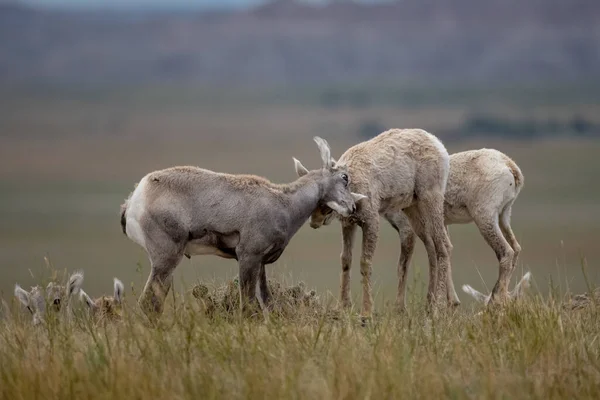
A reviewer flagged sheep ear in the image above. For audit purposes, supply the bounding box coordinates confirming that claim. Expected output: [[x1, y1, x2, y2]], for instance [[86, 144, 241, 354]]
[[351, 193, 368, 202], [14, 284, 30, 307], [461, 284, 490, 304], [293, 157, 309, 177], [79, 290, 96, 309], [313, 136, 335, 169], [67, 271, 84, 297], [510, 272, 532, 298], [113, 278, 124, 304]]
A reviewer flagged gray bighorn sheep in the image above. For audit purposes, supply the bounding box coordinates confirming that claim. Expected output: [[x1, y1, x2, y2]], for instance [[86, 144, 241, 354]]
[[14, 271, 83, 325], [121, 137, 364, 321], [295, 129, 452, 316], [80, 278, 124, 321], [308, 147, 524, 309], [462, 272, 531, 305]]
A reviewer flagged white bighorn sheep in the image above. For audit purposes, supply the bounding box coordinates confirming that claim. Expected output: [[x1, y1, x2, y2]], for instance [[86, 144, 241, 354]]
[[14, 271, 83, 325], [462, 272, 532, 305], [309, 147, 524, 309], [295, 129, 452, 316], [80, 278, 124, 321], [121, 137, 364, 321]]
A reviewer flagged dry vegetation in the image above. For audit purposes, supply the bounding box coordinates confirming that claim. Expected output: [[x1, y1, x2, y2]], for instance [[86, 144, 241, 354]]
[[1, 274, 600, 400]]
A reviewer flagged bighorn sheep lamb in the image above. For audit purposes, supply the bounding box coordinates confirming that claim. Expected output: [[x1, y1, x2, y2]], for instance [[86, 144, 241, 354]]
[[310, 147, 524, 309], [14, 271, 83, 325], [80, 278, 124, 321], [121, 137, 364, 321], [295, 129, 452, 316], [462, 272, 531, 305]]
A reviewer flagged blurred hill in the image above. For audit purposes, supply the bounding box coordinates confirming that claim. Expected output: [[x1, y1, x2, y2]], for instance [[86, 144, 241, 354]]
[[1, 0, 599, 85]]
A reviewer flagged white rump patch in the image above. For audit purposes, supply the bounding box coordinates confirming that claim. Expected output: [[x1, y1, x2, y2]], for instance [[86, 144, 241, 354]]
[[125, 176, 149, 250], [430, 134, 450, 192]]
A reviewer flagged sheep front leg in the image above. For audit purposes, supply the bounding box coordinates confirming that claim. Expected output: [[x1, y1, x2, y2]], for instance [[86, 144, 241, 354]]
[[238, 255, 262, 317], [340, 221, 357, 309], [257, 264, 272, 309], [360, 216, 379, 318]]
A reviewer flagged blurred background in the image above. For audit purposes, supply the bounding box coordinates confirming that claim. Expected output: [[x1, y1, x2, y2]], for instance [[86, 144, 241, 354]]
[[1, 0, 599, 306]]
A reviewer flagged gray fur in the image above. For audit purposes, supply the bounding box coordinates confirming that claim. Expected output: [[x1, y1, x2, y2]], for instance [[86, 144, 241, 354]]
[[122, 136, 361, 321]]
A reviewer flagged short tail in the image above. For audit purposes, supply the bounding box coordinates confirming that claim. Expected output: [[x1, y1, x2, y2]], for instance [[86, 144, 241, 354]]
[[120, 201, 128, 235], [506, 158, 524, 191]]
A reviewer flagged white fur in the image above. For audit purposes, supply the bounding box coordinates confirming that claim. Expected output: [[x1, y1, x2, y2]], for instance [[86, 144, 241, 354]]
[[429, 132, 451, 192], [113, 278, 124, 304], [79, 289, 96, 309], [293, 157, 309, 177], [185, 241, 235, 258], [462, 272, 532, 305], [326, 201, 350, 217], [351, 193, 368, 202], [314, 136, 333, 168], [68, 271, 84, 297], [461, 284, 490, 304], [125, 176, 149, 250], [14, 284, 29, 307]]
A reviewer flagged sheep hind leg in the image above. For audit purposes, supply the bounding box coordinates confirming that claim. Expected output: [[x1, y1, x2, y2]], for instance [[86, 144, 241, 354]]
[[403, 206, 440, 312], [499, 204, 522, 279], [474, 213, 514, 305], [139, 243, 184, 324], [238, 255, 262, 318], [445, 226, 461, 308], [383, 211, 415, 312], [417, 191, 451, 310]]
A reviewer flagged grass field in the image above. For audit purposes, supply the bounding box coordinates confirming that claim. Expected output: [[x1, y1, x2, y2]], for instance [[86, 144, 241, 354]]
[[0, 85, 599, 399], [1, 287, 599, 399]]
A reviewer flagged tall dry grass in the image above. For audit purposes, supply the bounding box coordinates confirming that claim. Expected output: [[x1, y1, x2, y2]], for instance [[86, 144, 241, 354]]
[[1, 274, 599, 400]]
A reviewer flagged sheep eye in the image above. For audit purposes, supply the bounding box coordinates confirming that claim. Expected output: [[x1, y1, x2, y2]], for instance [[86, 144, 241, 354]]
[[53, 299, 61, 305], [341, 173, 348, 183]]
